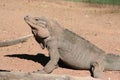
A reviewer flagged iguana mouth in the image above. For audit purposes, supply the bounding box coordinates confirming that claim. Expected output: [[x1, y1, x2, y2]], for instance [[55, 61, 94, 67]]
[[24, 16, 32, 25]]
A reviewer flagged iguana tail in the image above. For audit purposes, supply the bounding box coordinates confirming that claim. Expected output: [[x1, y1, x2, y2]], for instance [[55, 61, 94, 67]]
[[0, 34, 33, 47], [105, 53, 120, 71]]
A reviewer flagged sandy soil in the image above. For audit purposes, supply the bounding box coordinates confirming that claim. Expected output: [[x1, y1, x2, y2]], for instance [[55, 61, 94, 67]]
[[0, 0, 120, 80]]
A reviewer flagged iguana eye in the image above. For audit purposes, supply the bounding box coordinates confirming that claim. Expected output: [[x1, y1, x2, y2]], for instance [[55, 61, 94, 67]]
[[34, 17, 40, 21], [35, 18, 39, 21]]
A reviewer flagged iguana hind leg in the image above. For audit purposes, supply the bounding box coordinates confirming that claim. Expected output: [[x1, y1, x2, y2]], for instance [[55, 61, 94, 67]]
[[91, 61, 104, 78]]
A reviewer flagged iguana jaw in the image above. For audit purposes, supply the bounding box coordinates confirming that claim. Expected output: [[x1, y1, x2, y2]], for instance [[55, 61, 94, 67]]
[[24, 16, 50, 39]]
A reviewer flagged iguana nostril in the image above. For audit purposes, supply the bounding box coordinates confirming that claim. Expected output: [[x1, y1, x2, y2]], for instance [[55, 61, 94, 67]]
[[24, 15, 29, 20]]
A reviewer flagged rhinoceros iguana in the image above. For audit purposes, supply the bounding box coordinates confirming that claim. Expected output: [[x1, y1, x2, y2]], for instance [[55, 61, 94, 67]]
[[24, 15, 120, 78]]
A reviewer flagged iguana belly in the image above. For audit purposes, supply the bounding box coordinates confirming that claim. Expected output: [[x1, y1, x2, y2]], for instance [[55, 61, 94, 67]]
[[58, 48, 91, 69]]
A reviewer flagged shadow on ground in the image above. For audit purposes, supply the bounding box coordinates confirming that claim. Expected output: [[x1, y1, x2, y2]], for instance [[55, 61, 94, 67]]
[[5, 53, 49, 67], [5, 53, 74, 69], [0, 70, 10, 72]]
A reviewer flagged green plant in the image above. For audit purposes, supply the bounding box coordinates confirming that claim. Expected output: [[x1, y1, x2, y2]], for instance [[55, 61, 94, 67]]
[[66, 0, 120, 5]]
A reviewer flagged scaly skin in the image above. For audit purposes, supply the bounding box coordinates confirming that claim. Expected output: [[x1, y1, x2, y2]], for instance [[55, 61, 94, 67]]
[[24, 16, 120, 78]]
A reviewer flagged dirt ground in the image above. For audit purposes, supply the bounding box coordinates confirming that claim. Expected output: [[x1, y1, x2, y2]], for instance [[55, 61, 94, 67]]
[[0, 0, 120, 80]]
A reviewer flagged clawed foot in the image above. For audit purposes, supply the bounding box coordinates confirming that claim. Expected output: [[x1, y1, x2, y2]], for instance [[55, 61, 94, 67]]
[[33, 70, 47, 74]]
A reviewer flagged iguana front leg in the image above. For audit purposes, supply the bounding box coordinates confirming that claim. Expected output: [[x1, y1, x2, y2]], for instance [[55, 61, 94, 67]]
[[43, 48, 59, 73], [36, 44, 60, 74]]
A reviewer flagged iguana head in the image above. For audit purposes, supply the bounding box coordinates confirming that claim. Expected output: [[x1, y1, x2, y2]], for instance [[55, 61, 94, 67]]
[[24, 15, 50, 39], [24, 15, 64, 49], [24, 15, 51, 49]]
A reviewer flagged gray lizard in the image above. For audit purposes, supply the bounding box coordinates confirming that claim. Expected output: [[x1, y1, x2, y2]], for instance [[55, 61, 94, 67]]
[[24, 15, 120, 78]]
